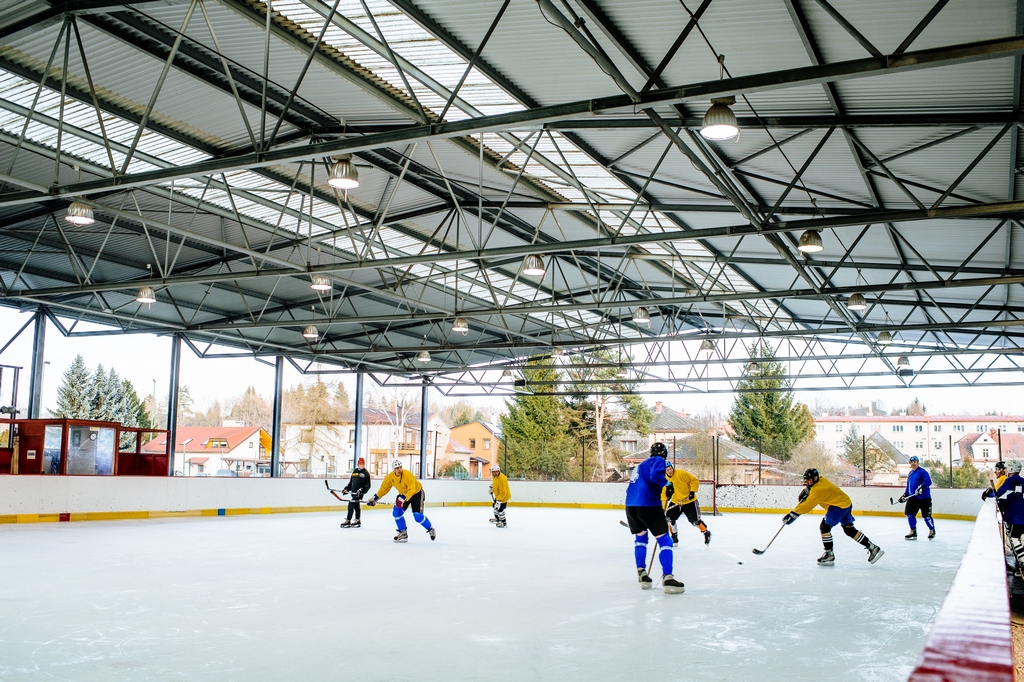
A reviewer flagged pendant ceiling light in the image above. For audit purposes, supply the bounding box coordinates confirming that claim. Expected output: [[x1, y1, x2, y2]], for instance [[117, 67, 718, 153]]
[[302, 325, 318, 340], [136, 286, 156, 304], [633, 306, 650, 326], [797, 230, 823, 253], [897, 355, 910, 367], [847, 293, 868, 311], [747, 361, 761, 373], [327, 157, 359, 190], [700, 339, 715, 351], [877, 331, 892, 346], [452, 316, 469, 335], [310, 275, 332, 292], [700, 96, 739, 141], [522, 254, 545, 277], [501, 369, 512, 378], [65, 201, 95, 226], [416, 350, 431, 363], [551, 347, 564, 358]]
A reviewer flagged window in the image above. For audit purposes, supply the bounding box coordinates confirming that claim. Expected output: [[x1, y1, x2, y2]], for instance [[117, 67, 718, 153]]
[[206, 438, 228, 448], [896, 441, 904, 449], [816, 425, 824, 433], [484, 438, 491, 450], [1018, 425, 1024, 433], [872, 425, 880, 433], [915, 442, 924, 449], [978, 425, 988, 433], [914, 425, 923, 432], [349, 429, 355, 443], [622, 441, 637, 452], [835, 424, 844, 432], [892, 425, 904, 432], [954, 425, 965, 432], [999, 425, 1007, 432], [982, 447, 990, 458], [249, 441, 254, 448], [933, 425, 942, 432], [469, 439, 477, 449], [934, 441, 942, 450]]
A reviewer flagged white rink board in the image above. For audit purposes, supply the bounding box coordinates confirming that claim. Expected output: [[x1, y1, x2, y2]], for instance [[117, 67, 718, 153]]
[[0, 476, 986, 519], [0, 508, 972, 681]]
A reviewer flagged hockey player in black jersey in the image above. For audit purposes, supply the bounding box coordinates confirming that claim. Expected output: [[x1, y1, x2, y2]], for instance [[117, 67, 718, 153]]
[[340, 457, 372, 528]]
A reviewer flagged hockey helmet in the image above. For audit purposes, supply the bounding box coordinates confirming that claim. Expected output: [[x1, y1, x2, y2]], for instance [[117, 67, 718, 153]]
[[996, 461, 1007, 472], [908, 456, 919, 463], [1009, 461, 1023, 474], [650, 442, 669, 459], [392, 459, 403, 470], [491, 463, 501, 473], [802, 468, 820, 485]]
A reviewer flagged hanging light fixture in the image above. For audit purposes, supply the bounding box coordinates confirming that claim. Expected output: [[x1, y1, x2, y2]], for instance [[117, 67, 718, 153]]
[[452, 316, 469, 335], [897, 356, 910, 368], [551, 347, 564, 358], [700, 339, 715, 351], [501, 369, 512, 378], [700, 96, 739, 141], [416, 350, 431, 363], [633, 306, 650, 326], [327, 156, 359, 190], [847, 293, 867, 311], [522, 254, 545, 277], [747, 361, 761, 373], [310, 275, 332, 292], [877, 331, 892, 346], [302, 325, 319, 340], [797, 230, 823, 253], [136, 286, 156, 305], [64, 201, 95, 226]]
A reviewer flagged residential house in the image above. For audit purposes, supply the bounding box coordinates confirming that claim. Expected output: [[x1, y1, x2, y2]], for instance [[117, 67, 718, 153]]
[[622, 434, 784, 485], [142, 426, 270, 476], [957, 430, 1024, 472], [448, 421, 503, 479], [438, 438, 476, 479], [859, 432, 912, 485], [614, 402, 697, 457]]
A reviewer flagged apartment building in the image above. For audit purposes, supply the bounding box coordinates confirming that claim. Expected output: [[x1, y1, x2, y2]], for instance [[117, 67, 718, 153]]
[[814, 415, 1024, 466]]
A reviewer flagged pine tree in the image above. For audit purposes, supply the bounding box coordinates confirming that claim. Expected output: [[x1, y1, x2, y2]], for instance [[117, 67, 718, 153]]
[[53, 355, 94, 419], [500, 363, 573, 479], [728, 343, 815, 461]]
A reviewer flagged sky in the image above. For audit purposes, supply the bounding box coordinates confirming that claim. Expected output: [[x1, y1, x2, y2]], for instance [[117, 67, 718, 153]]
[[1, 306, 1023, 421]]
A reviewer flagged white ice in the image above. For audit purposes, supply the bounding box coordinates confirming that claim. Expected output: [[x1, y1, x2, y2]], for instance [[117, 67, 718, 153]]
[[0, 508, 972, 681]]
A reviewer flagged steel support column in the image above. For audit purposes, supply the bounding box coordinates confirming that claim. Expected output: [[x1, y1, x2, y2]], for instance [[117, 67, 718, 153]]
[[353, 371, 364, 470], [26, 308, 45, 419], [270, 355, 283, 477], [419, 380, 429, 477], [166, 333, 181, 477]]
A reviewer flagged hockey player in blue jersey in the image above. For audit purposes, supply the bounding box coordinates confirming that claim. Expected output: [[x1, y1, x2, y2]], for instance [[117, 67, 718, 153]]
[[625, 442, 684, 594], [992, 460, 1024, 571], [901, 456, 935, 540]]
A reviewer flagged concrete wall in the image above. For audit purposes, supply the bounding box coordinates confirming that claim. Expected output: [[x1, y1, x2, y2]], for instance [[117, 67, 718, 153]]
[[0, 477, 984, 522]]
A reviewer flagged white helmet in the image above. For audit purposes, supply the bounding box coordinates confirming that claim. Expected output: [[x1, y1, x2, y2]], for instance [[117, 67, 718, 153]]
[[392, 459, 403, 469], [491, 464, 500, 473], [1009, 460, 1022, 475]]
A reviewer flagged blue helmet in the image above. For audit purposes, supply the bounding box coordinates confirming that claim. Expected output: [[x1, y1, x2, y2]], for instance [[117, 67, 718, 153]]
[[908, 456, 919, 463]]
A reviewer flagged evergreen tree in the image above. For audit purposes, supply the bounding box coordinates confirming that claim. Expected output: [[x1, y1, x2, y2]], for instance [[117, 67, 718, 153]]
[[53, 355, 94, 419], [500, 363, 573, 479], [840, 425, 861, 462], [728, 343, 814, 461]]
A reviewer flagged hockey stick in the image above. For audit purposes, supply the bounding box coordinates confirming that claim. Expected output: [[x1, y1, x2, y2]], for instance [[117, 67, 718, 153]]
[[752, 523, 787, 555], [324, 479, 364, 504], [889, 485, 925, 506]]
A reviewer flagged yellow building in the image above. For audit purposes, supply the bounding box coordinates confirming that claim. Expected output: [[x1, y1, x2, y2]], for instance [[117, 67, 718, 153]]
[[448, 421, 502, 479]]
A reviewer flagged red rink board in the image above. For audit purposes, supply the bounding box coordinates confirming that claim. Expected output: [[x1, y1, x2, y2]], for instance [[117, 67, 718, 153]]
[[908, 500, 1015, 682]]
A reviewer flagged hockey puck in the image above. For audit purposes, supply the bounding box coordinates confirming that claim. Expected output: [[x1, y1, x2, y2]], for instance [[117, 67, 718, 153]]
[[737, 561, 743, 565]]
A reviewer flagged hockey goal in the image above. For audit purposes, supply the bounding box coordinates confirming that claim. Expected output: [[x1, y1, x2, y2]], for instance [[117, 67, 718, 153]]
[[698, 480, 717, 516]]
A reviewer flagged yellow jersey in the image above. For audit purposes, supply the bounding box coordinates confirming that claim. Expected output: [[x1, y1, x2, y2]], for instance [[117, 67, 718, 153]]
[[661, 468, 700, 506], [794, 477, 851, 515], [491, 473, 511, 503], [374, 469, 423, 500]]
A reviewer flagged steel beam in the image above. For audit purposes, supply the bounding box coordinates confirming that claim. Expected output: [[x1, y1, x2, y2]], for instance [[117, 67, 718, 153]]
[[166, 332, 181, 476], [26, 308, 46, 419], [352, 370, 363, 470], [270, 355, 283, 477], [419, 380, 429, 478]]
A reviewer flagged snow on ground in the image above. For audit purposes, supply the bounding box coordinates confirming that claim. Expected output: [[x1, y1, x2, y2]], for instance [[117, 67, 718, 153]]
[[0, 507, 973, 681]]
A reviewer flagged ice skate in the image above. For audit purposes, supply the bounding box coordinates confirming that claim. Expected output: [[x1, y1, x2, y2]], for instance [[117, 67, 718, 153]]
[[868, 543, 884, 564], [671, 532, 679, 545], [488, 518, 498, 524], [637, 568, 653, 590], [662, 574, 685, 594], [495, 521, 507, 528], [928, 528, 936, 540], [905, 529, 917, 540], [350, 520, 360, 528], [703, 530, 712, 546], [393, 529, 408, 543], [339, 519, 352, 528], [428, 527, 436, 541], [816, 550, 835, 566]]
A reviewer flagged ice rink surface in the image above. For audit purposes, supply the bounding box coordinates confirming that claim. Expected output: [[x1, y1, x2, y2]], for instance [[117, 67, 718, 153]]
[[0, 507, 973, 682]]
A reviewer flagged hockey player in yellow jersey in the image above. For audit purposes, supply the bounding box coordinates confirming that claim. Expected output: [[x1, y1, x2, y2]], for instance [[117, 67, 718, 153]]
[[661, 463, 711, 545], [489, 464, 511, 527], [367, 460, 436, 543], [783, 468, 883, 566]]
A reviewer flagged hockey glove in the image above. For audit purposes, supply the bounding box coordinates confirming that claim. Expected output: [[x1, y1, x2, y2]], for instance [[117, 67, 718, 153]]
[[664, 483, 675, 500], [982, 488, 995, 500], [394, 495, 407, 509], [782, 512, 799, 525], [366, 495, 378, 507], [488, 485, 493, 495], [898, 494, 909, 504], [688, 491, 696, 501], [797, 487, 810, 503]]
